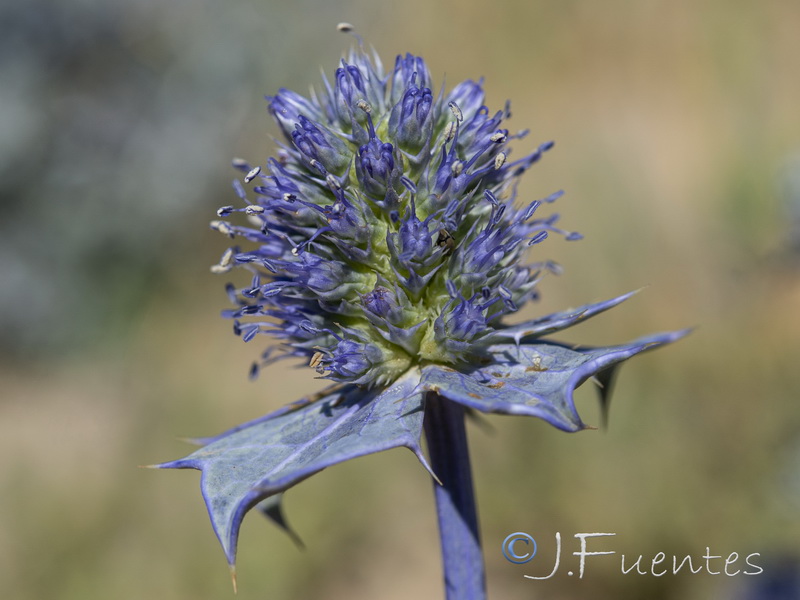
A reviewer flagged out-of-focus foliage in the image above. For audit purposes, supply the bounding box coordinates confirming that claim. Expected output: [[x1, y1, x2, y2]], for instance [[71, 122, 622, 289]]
[[1, 1, 798, 599], [0, 0, 341, 356]]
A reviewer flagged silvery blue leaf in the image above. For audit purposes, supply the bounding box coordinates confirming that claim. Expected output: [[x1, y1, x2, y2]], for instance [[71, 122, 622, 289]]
[[488, 290, 640, 343], [156, 369, 429, 565], [421, 330, 689, 432], [183, 384, 345, 447]]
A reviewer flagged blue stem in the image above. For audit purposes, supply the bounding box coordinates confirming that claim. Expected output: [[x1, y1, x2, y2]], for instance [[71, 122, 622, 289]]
[[424, 393, 487, 600]]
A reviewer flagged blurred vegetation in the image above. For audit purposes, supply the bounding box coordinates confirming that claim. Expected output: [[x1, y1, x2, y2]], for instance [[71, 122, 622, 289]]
[[1, 1, 799, 599]]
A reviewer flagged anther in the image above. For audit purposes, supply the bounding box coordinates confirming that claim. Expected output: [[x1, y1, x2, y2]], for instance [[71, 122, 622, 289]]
[[490, 132, 507, 143], [210, 248, 235, 273], [245, 205, 265, 215], [210, 220, 235, 238], [231, 158, 249, 170], [232, 179, 246, 199], [484, 190, 499, 206], [356, 99, 372, 114], [337, 22, 355, 33], [309, 352, 325, 369], [326, 174, 341, 190], [217, 206, 234, 217], [545, 260, 563, 275], [219, 248, 233, 267], [528, 231, 548, 246], [494, 152, 507, 170], [448, 101, 463, 122], [444, 122, 456, 142], [400, 176, 417, 193], [451, 160, 464, 176], [282, 193, 297, 202], [244, 166, 261, 183], [309, 159, 327, 175]]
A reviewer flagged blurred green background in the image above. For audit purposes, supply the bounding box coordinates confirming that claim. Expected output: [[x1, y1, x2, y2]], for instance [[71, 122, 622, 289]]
[[2, 1, 799, 599]]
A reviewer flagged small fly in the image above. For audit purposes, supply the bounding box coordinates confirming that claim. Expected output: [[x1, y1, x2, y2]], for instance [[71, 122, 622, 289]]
[[436, 229, 455, 255]]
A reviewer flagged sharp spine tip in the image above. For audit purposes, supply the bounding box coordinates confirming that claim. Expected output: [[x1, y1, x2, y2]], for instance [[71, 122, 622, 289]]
[[229, 564, 238, 594]]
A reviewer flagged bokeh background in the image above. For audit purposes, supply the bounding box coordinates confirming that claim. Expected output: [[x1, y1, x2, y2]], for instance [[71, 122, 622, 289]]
[[2, 1, 799, 599]]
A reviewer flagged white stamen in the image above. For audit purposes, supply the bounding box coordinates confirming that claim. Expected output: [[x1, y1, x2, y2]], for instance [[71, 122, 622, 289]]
[[216, 206, 233, 217], [494, 152, 507, 170], [309, 351, 325, 369], [444, 122, 456, 142], [448, 101, 463, 122], [451, 160, 464, 176], [210, 220, 234, 238], [356, 99, 372, 114], [490, 132, 507, 143], [231, 157, 248, 169], [326, 174, 341, 190], [245, 205, 265, 215], [211, 247, 235, 273], [244, 166, 261, 183], [220, 247, 234, 267], [337, 22, 354, 33], [282, 193, 296, 202]]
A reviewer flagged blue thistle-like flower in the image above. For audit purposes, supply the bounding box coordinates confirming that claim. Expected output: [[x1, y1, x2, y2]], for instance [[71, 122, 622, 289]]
[[212, 49, 595, 386], [157, 36, 687, 597]]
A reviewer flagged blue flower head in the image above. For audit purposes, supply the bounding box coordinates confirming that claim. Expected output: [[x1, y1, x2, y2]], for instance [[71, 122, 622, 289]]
[[157, 34, 687, 592], [213, 48, 598, 387]]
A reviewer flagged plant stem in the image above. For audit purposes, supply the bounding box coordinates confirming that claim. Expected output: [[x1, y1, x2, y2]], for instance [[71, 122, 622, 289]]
[[423, 392, 487, 600]]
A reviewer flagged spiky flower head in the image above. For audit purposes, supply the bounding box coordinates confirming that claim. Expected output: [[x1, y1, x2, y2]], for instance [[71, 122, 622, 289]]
[[214, 46, 580, 389], [160, 36, 687, 583]]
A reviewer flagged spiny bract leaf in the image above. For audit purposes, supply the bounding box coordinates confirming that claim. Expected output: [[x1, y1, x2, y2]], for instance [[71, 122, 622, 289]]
[[157, 369, 428, 565], [420, 330, 689, 432], [487, 290, 640, 344]]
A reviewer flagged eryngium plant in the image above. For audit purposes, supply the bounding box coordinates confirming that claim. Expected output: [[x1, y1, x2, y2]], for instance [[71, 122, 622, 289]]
[[156, 37, 687, 598]]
